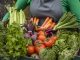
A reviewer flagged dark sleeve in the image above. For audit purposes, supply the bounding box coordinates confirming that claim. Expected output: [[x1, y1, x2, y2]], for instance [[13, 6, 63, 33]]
[[67, 0, 80, 22], [61, 0, 68, 12]]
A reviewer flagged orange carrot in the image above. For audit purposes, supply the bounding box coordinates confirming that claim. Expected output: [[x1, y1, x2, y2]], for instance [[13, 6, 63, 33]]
[[43, 18, 52, 28], [41, 17, 50, 27], [33, 17, 37, 24], [36, 18, 39, 25], [49, 22, 56, 29], [45, 23, 51, 30], [36, 27, 44, 31]]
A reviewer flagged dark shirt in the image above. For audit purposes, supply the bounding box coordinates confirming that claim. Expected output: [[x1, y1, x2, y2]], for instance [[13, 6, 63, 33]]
[[30, 0, 64, 22]]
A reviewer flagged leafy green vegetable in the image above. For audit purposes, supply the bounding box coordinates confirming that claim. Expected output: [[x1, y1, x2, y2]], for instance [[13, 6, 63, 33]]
[[0, 22, 32, 60], [58, 48, 77, 60], [39, 46, 59, 60], [56, 29, 79, 60], [5, 22, 31, 57]]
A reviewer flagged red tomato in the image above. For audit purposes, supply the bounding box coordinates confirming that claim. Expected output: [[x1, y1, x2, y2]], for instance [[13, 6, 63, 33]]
[[27, 45, 35, 55], [53, 36, 58, 40], [38, 31, 45, 36], [44, 36, 58, 48], [38, 35, 46, 41], [35, 44, 46, 54], [44, 40, 53, 48]]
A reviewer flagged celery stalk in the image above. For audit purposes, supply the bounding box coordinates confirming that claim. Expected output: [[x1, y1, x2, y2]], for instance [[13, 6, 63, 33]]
[[20, 10, 21, 24], [14, 9, 17, 22], [59, 12, 74, 25], [57, 12, 74, 27], [58, 12, 68, 23], [58, 17, 77, 27], [57, 23, 79, 29], [22, 10, 25, 24], [9, 7, 12, 25], [21, 10, 22, 24], [53, 12, 75, 30], [17, 11, 20, 24]]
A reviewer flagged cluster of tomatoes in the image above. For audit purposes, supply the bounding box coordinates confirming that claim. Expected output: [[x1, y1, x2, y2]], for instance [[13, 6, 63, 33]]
[[27, 30, 58, 56], [25, 17, 58, 56]]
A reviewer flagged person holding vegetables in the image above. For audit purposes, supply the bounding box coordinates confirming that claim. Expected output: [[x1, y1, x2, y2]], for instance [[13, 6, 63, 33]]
[[1, 0, 80, 27]]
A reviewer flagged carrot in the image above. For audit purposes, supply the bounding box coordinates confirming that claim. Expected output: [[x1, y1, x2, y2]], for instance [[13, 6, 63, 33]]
[[33, 17, 37, 24], [51, 36, 58, 44], [49, 22, 56, 29], [36, 18, 39, 25], [39, 18, 52, 30], [38, 23, 51, 30], [43, 18, 52, 28], [38, 35, 46, 41], [45, 23, 52, 30], [38, 31, 45, 36], [36, 27, 44, 31], [41, 17, 50, 27]]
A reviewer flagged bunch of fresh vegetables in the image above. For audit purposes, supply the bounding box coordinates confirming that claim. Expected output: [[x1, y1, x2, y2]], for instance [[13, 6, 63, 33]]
[[9, 7, 26, 25], [27, 32, 58, 56], [35, 17, 56, 31], [26, 15, 80, 60], [4, 22, 32, 59], [53, 12, 79, 30], [23, 17, 58, 58], [39, 29, 80, 60], [0, 22, 32, 60], [27, 17, 56, 31], [3, 9, 79, 60]]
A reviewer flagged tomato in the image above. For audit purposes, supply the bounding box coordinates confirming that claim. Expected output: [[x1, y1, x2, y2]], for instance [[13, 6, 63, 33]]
[[38, 31, 45, 36], [44, 36, 58, 48], [38, 35, 46, 41], [53, 36, 58, 40], [35, 44, 46, 54], [44, 40, 53, 47], [27, 45, 35, 55]]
